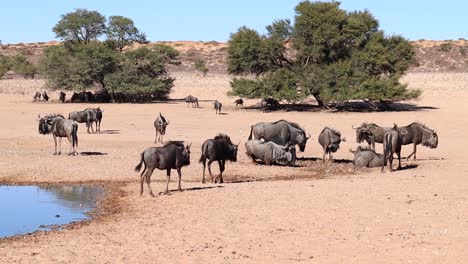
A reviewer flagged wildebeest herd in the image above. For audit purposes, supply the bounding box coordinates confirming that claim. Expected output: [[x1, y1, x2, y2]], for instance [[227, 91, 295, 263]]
[[36, 92, 439, 197]]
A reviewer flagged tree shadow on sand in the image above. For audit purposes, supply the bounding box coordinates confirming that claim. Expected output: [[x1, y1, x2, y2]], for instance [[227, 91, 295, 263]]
[[80, 152, 108, 156], [96, 130, 120, 135]]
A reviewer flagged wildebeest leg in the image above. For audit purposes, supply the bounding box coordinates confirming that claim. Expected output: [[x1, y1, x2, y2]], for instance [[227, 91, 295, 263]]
[[201, 159, 207, 184], [216, 160, 225, 183], [163, 169, 171, 195], [329, 151, 333, 162], [407, 143, 417, 160], [177, 167, 183, 191], [322, 147, 327, 162], [53, 135, 58, 155], [207, 160, 214, 183], [145, 167, 156, 197], [58, 137, 62, 155], [397, 151, 402, 170], [388, 154, 394, 172], [154, 130, 158, 143]]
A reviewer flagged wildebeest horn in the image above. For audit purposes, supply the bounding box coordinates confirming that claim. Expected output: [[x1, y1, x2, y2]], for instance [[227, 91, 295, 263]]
[[349, 148, 355, 154], [342, 137, 347, 142], [237, 141, 241, 146], [37, 114, 41, 119], [306, 134, 311, 139], [187, 143, 192, 149]]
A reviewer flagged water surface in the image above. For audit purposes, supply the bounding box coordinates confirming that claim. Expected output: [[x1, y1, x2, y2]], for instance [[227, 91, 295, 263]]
[[0, 185, 103, 238]]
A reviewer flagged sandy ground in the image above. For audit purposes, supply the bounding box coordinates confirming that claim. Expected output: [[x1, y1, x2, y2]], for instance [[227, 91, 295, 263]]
[[0, 72, 467, 263]]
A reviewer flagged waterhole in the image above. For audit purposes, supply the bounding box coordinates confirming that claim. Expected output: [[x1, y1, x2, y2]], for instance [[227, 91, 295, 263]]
[[0, 185, 103, 238]]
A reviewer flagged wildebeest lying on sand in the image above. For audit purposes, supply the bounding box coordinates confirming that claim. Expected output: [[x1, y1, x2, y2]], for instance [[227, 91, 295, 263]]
[[318, 127, 346, 162], [350, 146, 385, 168], [245, 139, 296, 166], [199, 134, 239, 184], [382, 124, 406, 172], [248, 120, 310, 152], [154, 113, 170, 143], [38, 114, 78, 155], [135, 141, 191, 196]]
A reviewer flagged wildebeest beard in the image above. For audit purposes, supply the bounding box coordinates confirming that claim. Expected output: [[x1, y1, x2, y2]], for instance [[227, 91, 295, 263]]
[[38, 119, 51, 135]]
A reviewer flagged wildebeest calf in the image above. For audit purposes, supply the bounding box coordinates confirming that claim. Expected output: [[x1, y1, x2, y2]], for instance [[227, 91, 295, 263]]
[[214, 100, 222, 114], [318, 127, 346, 162], [245, 139, 296, 166], [135, 141, 191, 196], [350, 146, 385, 168], [199, 134, 239, 183]]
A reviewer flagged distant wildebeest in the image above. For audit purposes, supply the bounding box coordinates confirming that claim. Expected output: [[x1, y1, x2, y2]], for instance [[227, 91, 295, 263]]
[[42, 91, 49, 102], [248, 120, 310, 152], [199, 134, 239, 184], [399, 122, 438, 160], [382, 124, 406, 172], [85, 107, 103, 132], [185, 95, 199, 108], [71, 91, 95, 103], [261, 98, 280, 111], [134, 141, 191, 196], [33, 91, 41, 102], [154, 113, 170, 143], [214, 100, 222, 114], [245, 139, 296, 166], [234, 98, 244, 107], [38, 114, 78, 155], [59, 91, 66, 103], [69, 109, 96, 133], [318, 127, 346, 162], [349, 146, 385, 168], [353, 123, 388, 151]]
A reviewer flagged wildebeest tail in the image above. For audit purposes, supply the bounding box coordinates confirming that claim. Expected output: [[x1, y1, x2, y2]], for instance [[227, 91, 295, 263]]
[[135, 152, 145, 172], [248, 125, 253, 140], [72, 123, 78, 148], [383, 133, 392, 164]]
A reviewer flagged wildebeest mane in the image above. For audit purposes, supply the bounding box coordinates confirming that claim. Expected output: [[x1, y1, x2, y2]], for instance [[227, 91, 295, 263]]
[[163, 141, 185, 148], [214, 133, 232, 144], [44, 113, 65, 119], [273, 120, 302, 130], [321, 127, 341, 137], [410, 122, 434, 132]]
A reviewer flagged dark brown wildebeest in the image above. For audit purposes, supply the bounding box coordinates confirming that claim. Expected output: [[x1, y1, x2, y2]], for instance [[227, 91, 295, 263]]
[[214, 100, 222, 114], [234, 98, 244, 107], [199, 134, 239, 183], [318, 127, 346, 162], [185, 95, 199, 108], [260, 98, 280, 111], [248, 120, 310, 152], [381, 124, 406, 172], [42, 91, 49, 102], [134, 141, 191, 196], [69, 109, 96, 133], [59, 91, 66, 103], [349, 146, 385, 168], [245, 139, 296, 166], [33, 91, 41, 102], [71, 91, 95, 103], [154, 113, 170, 143], [38, 114, 78, 155], [399, 122, 438, 160], [353, 123, 389, 151]]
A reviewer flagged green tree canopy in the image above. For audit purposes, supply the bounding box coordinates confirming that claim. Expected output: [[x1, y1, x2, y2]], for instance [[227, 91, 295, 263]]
[[53, 9, 106, 44], [194, 59, 209, 76], [106, 16, 147, 52], [228, 1, 419, 107]]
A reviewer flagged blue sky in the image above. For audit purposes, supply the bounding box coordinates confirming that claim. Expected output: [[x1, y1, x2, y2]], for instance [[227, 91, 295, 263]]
[[1, 0, 466, 44]]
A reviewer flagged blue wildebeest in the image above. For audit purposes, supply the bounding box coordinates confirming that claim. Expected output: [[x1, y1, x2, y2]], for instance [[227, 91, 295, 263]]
[[399, 122, 438, 160], [349, 146, 385, 168], [59, 91, 66, 103], [318, 127, 346, 162], [234, 98, 244, 107], [245, 139, 296, 166], [38, 114, 78, 155], [85, 107, 103, 132], [214, 100, 222, 114], [69, 109, 96, 133], [248, 120, 310, 152], [135, 141, 191, 196], [261, 98, 280, 111], [353, 123, 390, 151], [185, 95, 199, 108], [199, 134, 239, 184], [42, 91, 49, 102], [33, 91, 41, 102], [154, 113, 170, 144], [382, 124, 406, 172]]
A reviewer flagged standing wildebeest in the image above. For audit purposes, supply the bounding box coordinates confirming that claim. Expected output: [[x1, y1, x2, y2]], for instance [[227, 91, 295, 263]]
[[42, 91, 49, 102], [59, 91, 66, 103], [69, 109, 96, 133], [38, 114, 78, 155], [154, 113, 170, 143], [318, 127, 346, 162], [248, 120, 310, 152], [245, 139, 296, 166], [382, 124, 406, 172], [349, 146, 385, 168], [134, 141, 191, 196], [353, 123, 389, 151], [261, 98, 280, 111], [199, 134, 239, 184], [399, 122, 438, 160], [185, 95, 199, 108], [214, 100, 222, 114], [33, 91, 41, 102], [85, 107, 103, 132], [234, 98, 244, 107]]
